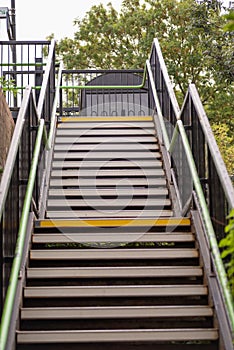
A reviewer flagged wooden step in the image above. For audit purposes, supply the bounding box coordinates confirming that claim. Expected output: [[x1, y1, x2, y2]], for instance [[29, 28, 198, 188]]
[[20, 305, 213, 320], [24, 285, 207, 298], [30, 248, 198, 260], [32, 232, 194, 244], [26, 266, 203, 279], [17, 328, 218, 344]]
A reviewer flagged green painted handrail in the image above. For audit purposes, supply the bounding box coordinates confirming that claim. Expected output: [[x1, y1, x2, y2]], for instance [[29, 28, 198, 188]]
[[176, 120, 234, 331], [0, 87, 34, 221], [60, 62, 147, 91], [147, 50, 234, 331], [0, 40, 58, 350], [0, 37, 233, 350], [2, 61, 147, 93], [148, 38, 234, 332], [0, 118, 45, 350]]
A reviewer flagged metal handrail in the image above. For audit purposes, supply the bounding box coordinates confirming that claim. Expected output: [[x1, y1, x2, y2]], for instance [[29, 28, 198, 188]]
[[0, 66, 62, 350], [0, 40, 57, 349], [0, 87, 37, 219], [60, 63, 147, 91], [150, 38, 234, 206], [187, 84, 234, 209], [2, 66, 146, 92], [147, 41, 234, 331], [0, 36, 233, 348], [150, 38, 180, 120], [37, 39, 55, 119], [0, 56, 60, 350], [0, 117, 45, 350], [46, 61, 63, 150], [146, 60, 170, 150]]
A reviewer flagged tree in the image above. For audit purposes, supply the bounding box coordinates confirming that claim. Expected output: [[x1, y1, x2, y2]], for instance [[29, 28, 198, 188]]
[[219, 209, 234, 300], [51, 0, 234, 165], [223, 10, 234, 32]]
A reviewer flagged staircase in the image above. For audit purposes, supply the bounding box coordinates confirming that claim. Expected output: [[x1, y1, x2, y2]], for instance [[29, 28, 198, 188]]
[[16, 116, 219, 349]]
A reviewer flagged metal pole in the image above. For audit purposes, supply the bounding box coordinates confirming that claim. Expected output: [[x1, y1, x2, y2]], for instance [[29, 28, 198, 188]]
[[11, 0, 16, 40], [10, 0, 17, 107]]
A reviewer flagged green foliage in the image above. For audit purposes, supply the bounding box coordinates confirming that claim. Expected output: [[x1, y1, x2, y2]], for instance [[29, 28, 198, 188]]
[[223, 10, 234, 32], [54, 0, 233, 97], [211, 123, 234, 175], [52, 0, 233, 171], [219, 209, 234, 299], [54, 0, 233, 113], [0, 76, 17, 97]]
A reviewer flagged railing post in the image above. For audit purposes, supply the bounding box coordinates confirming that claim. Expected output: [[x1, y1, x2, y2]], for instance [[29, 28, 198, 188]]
[[35, 58, 43, 104]]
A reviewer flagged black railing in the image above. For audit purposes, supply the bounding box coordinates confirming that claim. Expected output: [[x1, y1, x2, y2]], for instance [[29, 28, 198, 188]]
[[0, 88, 39, 314], [36, 40, 56, 132], [0, 41, 51, 115], [0, 40, 56, 315], [149, 41, 179, 128], [60, 69, 148, 117], [149, 38, 234, 240], [180, 86, 234, 240]]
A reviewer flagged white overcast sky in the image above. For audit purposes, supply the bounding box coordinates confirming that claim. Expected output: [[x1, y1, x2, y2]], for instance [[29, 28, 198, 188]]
[[0, 0, 123, 40], [0, 0, 231, 41]]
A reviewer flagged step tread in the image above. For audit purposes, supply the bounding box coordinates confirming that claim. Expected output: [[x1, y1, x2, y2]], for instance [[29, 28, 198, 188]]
[[30, 248, 198, 260], [17, 328, 218, 343], [53, 151, 162, 160], [47, 198, 171, 207], [49, 178, 166, 187], [27, 266, 203, 279], [57, 122, 155, 129], [21, 305, 213, 320], [50, 169, 165, 178], [35, 217, 191, 228], [55, 136, 157, 144], [24, 285, 208, 298], [60, 116, 153, 122], [46, 210, 173, 218], [32, 232, 194, 244], [51, 160, 163, 169], [56, 129, 156, 136], [48, 188, 168, 197], [54, 144, 159, 151]]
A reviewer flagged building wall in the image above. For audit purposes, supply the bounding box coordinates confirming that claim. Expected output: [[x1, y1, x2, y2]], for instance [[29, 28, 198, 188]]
[[0, 88, 15, 179]]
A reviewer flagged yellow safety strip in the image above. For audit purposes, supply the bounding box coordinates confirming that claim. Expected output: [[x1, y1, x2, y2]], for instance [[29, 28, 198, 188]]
[[60, 116, 153, 123], [37, 217, 190, 228]]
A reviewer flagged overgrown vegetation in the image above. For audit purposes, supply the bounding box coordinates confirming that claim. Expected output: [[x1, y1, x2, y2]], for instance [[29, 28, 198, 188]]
[[219, 209, 234, 299], [0, 76, 17, 96]]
